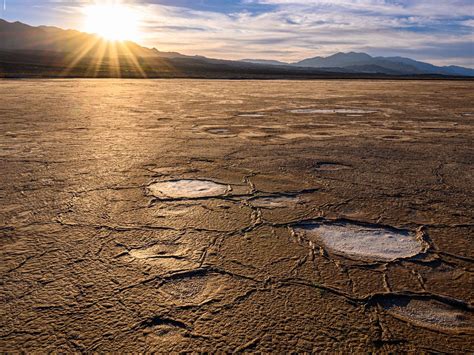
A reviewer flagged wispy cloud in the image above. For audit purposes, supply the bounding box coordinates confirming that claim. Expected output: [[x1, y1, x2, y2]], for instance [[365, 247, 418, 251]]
[[135, 0, 474, 66]]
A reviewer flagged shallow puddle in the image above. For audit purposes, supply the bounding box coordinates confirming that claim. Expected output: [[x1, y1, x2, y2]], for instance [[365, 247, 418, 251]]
[[380, 297, 474, 333], [290, 108, 378, 114], [148, 179, 230, 199], [294, 221, 426, 261]]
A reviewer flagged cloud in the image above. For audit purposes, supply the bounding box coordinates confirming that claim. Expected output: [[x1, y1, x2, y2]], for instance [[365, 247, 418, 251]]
[[6, 0, 474, 66], [131, 0, 473, 66]]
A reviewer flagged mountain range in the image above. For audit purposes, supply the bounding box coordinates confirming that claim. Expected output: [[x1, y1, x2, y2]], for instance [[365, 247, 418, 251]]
[[243, 52, 474, 77], [1, 19, 473, 78]]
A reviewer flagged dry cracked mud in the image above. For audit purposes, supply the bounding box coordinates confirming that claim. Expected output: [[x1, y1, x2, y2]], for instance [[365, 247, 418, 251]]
[[1, 79, 473, 352]]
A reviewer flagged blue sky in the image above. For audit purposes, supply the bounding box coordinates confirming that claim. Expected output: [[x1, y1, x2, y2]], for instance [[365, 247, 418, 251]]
[[2, 0, 473, 66]]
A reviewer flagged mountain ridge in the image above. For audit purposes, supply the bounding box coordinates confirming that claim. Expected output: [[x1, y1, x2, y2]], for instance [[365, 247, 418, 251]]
[[1, 19, 472, 78], [242, 52, 474, 76]]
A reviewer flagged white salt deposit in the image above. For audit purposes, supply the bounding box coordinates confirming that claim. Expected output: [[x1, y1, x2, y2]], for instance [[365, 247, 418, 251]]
[[148, 179, 229, 199], [381, 297, 473, 333], [250, 196, 301, 208], [290, 108, 378, 114], [295, 221, 425, 261]]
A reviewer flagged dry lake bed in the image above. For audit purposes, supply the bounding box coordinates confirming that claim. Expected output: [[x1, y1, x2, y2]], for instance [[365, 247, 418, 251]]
[[1, 79, 473, 352]]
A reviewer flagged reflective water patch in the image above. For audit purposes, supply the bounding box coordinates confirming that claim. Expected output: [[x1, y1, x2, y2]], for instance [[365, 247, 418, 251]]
[[294, 221, 426, 261], [148, 179, 230, 199], [379, 297, 474, 333]]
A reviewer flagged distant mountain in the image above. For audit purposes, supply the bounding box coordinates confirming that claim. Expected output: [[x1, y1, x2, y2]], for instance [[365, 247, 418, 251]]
[[241, 59, 288, 66], [0, 19, 335, 79], [379, 56, 474, 76], [296, 52, 373, 68], [242, 52, 474, 76], [0, 19, 181, 59], [1, 19, 472, 78]]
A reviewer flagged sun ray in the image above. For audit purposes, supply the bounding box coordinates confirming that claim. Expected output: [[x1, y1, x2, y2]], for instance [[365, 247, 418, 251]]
[[108, 41, 122, 78], [61, 34, 102, 76], [117, 41, 147, 78], [85, 37, 107, 77]]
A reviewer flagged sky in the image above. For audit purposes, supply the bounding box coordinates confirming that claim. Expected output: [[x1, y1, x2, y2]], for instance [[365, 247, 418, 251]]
[[1, 0, 473, 66]]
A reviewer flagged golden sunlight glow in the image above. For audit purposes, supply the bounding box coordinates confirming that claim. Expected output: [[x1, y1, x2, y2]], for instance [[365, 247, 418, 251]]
[[83, 3, 141, 42]]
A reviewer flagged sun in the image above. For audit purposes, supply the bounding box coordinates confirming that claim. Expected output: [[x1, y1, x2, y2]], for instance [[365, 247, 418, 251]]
[[83, 3, 141, 42]]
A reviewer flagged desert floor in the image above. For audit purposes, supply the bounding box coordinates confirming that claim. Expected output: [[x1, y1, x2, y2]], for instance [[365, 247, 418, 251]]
[[1, 79, 473, 352]]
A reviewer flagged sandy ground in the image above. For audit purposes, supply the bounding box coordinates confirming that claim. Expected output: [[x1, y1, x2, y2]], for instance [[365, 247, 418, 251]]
[[1, 79, 473, 352]]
